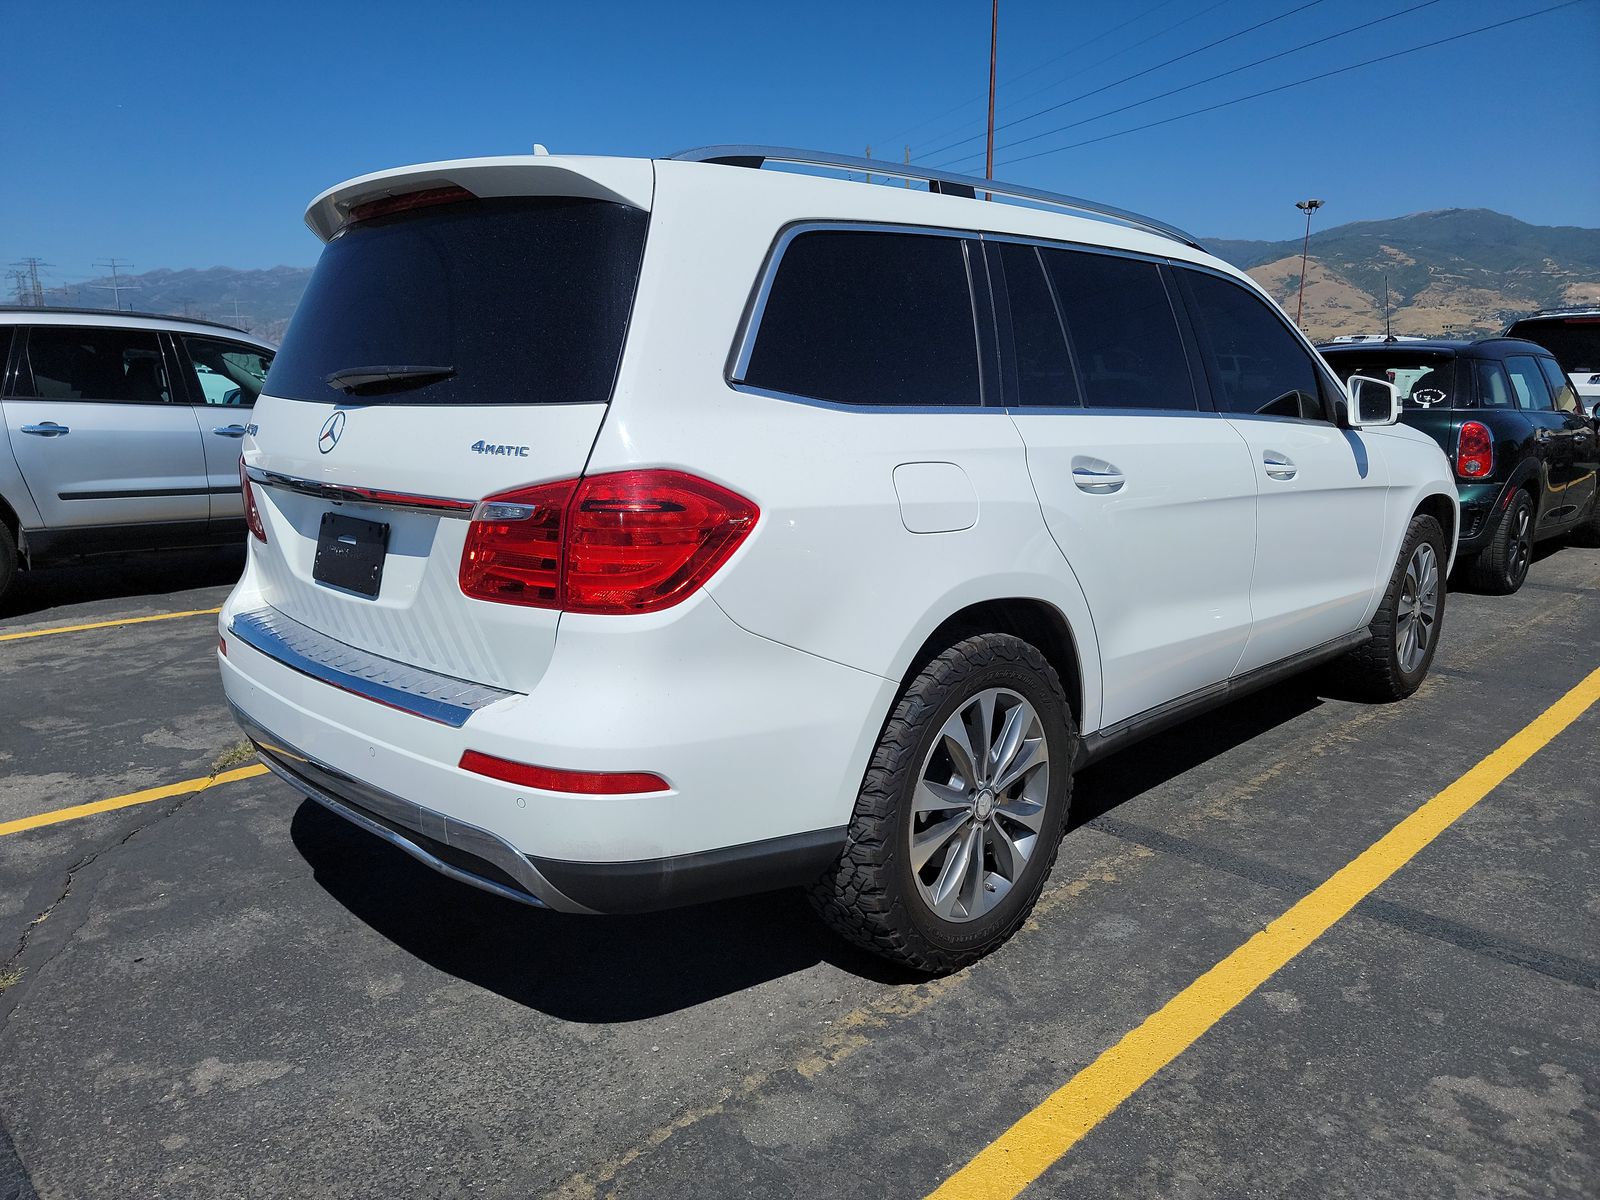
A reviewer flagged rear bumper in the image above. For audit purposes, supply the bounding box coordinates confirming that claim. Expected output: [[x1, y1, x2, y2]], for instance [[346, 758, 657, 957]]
[[218, 588, 885, 913], [1455, 480, 1513, 555]]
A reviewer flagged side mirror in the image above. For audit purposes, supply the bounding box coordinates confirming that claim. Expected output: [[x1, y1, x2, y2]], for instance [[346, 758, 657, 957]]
[[1345, 375, 1401, 428]]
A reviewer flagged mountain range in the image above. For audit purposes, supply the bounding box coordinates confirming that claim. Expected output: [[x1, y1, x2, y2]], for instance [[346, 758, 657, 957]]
[[15, 208, 1600, 346]]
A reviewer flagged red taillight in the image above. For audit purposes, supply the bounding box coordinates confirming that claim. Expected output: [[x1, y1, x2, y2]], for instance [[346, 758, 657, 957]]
[[459, 470, 758, 614], [1456, 421, 1494, 479], [240, 459, 267, 542], [459, 750, 669, 795], [345, 185, 475, 226]]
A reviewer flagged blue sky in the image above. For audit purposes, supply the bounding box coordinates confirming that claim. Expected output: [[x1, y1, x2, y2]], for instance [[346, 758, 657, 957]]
[[4, 0, 1596, 284]]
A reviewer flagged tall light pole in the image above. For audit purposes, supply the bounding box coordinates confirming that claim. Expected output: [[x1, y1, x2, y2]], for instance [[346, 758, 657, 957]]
[[1294, 198, 1324, 328], [985, 0, 999, 184]]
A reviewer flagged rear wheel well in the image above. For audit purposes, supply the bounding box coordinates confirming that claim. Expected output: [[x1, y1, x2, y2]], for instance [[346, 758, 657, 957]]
[[903, 599, 1084, 727]]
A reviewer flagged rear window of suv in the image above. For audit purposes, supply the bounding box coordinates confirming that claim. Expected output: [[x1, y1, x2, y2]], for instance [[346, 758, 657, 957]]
[[265, 197, 648, 406], [1323, 353, 1459, 409]]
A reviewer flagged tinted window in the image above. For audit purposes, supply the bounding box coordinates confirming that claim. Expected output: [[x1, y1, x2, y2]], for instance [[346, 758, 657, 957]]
[[23, 327, 172, 403], [182, 336, 274, 406], [996, 242, 1079, 407], [1181, 270, 1326, 420], [1474, 360, 1515, 409], [1503, 318, 1600, 372], [1505, 355, 1554, 411], [742, 230, 981, 407], [1537, 355, 1581, 414], [1323, 351, 1458, 410], [1040, 250, 1195, 411], [266, 197, 647, 405]]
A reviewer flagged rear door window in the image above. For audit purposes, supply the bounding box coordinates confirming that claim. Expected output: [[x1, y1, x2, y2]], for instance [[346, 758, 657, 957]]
[[740, 230, 982, 407], [180, 336, 274, 407], [21, 327, 173, 403], [1039, 249, 1196, 411], [1536, 356, 1581, 414], [264, 196, 648, 406], [1177, 269, 1327, 420], [1505, 355, 1555, 411]]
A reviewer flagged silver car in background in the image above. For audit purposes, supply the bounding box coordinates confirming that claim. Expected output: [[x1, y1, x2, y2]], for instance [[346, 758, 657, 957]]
[[0, 307, 276, 603]]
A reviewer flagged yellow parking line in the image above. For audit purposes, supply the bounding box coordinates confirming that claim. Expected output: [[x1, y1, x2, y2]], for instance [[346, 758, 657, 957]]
[[928, 663, 1600, 1200], [0, 607, 222, 642], [0, 764, 268, 838]]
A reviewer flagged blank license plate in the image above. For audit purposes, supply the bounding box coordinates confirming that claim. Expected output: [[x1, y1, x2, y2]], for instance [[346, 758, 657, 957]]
[[312, 512, 389, 599]]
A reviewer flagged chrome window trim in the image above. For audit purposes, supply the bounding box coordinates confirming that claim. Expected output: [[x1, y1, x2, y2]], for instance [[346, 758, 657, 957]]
[[727, 220, 988, 402], [230, 606, 515, 727], [244, 465, 475, 519], [727, 380, 997, 415]]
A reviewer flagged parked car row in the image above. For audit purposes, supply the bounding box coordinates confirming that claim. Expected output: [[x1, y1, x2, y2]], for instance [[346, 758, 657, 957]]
[[0, 309, 276, 601], [8, 149, 1594, 972]]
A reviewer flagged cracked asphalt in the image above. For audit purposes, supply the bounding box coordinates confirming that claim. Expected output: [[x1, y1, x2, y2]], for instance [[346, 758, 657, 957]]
[[0, 540, 1596, 1200]]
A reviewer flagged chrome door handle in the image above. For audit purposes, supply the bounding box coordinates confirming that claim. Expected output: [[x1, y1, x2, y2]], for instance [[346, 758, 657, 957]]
[[1533, 428, 1552, 443], [1070, 457, 1125, 494], [21, 422, 70, 437], [1263, 452, 1297, 480], [211, 424, 248, 438]]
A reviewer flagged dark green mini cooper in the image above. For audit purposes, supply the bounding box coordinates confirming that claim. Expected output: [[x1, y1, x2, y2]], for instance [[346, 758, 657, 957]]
[[1320, 337, 1600, 594]]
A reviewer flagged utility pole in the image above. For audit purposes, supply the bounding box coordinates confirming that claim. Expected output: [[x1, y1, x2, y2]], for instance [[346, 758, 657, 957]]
[[91, 258, 138, 311], [8, 258, 48, 306], [229, 297, 252, 331], [985, 0, 999, 187], [1293, 199, 1324, 328]]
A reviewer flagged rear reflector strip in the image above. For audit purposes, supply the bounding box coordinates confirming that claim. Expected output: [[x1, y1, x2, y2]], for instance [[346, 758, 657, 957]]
[[346, 185, 476, 225], [459, 750, 670, 795]]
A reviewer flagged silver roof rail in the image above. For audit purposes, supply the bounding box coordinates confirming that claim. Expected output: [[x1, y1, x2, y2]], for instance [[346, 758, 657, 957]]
[[668, 145, 1204, 251]]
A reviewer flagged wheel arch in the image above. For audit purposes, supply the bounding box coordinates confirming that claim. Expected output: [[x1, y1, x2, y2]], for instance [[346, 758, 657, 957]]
[[896, 597, 1087, 731]]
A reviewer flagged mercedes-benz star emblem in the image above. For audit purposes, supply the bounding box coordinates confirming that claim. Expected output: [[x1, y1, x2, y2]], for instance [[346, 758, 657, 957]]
[[318, 410, 347, 454]]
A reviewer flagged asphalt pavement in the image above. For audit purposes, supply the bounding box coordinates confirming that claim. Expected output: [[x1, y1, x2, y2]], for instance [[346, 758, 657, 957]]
[[0, 541, 1595, 1200]]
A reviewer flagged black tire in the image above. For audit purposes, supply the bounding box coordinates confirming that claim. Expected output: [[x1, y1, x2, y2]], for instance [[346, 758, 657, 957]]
[[1460, 489, 1533, 595], [0, 521, 16, 608], [1331, 514, 1447, 702], [810, 632, 1075, 974]]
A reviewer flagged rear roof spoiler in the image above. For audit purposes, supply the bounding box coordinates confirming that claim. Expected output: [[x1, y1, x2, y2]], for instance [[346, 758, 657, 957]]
[[304, 155, 654, 241]]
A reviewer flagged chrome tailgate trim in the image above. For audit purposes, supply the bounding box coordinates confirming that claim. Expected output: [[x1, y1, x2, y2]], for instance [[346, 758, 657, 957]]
[[230, 606, 516, 727]]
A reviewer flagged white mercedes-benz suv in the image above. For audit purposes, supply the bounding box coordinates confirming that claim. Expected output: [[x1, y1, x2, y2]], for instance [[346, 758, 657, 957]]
[[220, 147, 1457, 971]]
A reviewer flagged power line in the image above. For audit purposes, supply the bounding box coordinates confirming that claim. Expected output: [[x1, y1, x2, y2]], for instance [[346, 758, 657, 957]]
[[934, 0, 1446, 170], [906, 0, 1226, 157], [996, 0, 1587, 168], [7, 258, 48, 306], [878, 0, 1184, 147], [920, 0, 1329, 163]]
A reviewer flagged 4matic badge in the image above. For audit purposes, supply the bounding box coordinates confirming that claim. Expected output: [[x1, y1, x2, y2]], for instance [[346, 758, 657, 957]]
[[471, 441, 530, 457]]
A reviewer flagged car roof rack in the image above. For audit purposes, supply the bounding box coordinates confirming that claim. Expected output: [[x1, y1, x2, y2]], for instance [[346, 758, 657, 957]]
[[0, 304, 255, 335], [668, 145, 1205, 251]]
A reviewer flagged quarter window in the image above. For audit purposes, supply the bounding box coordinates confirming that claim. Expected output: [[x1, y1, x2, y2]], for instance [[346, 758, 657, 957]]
[[1474, 360, 1515, 409], [23, 327, 172, 403], [741, 230, 982, 407], [1504, 355, 1554, 411], [995, 242, 1079, 407], [1040, 249, 1195, 411], [182, 336, 274, 406], [1179, 270, 1326, 421]]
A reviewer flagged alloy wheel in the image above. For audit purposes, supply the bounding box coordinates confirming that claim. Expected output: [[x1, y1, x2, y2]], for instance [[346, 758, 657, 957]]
[[909, 688, 1050, 923], [1508, 503, 1532, 585], [1396, 541, 1441, 673]]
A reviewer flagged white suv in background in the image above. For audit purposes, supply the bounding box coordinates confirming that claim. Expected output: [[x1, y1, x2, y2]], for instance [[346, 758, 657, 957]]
[[0, 308, 275, 603], [219, 148, 1457, 971]]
